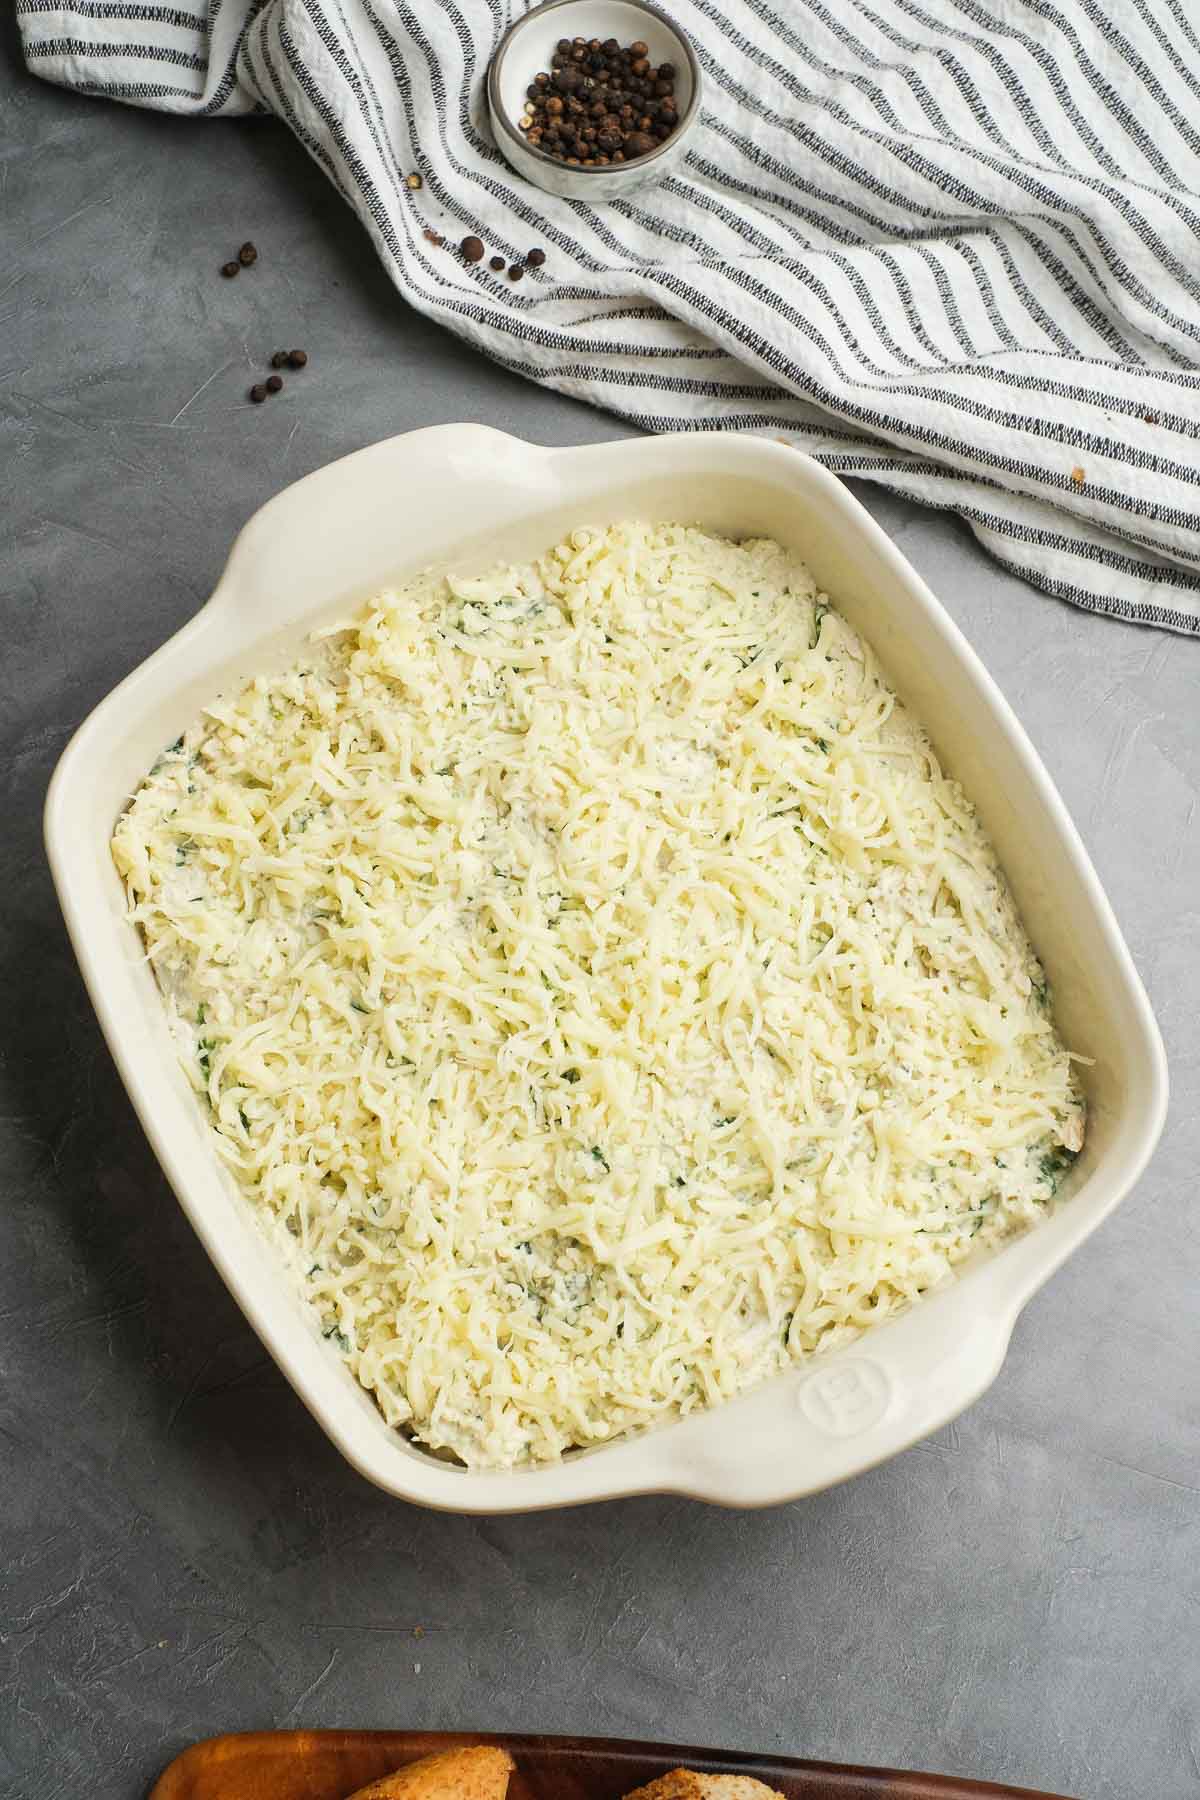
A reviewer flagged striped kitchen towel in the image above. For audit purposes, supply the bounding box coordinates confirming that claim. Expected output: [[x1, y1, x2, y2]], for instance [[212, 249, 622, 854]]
[[19, 0, 1200, 634]]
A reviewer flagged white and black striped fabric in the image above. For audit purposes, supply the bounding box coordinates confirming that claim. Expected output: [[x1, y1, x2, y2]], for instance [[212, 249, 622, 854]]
[[20, 0, 1200, 634]]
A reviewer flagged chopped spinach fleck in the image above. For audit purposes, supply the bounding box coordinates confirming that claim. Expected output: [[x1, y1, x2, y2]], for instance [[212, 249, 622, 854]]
[[563, 1067, 581, 1084], [1037, 1145, 1078, 1197], [810, 601, 830, 649], [590, 1146, 611, 1173]]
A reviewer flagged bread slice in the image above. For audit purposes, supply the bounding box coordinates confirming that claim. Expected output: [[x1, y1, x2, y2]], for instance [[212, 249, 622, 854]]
[[345, 1744, 515, 1800], [622, 1773, 786, 1800]]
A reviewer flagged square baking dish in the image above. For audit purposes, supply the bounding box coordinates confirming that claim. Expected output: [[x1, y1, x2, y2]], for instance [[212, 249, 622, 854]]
[[44, 427, 1167, 1513]]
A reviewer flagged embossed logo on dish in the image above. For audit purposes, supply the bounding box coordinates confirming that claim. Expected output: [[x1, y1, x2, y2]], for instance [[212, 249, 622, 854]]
[[797, 1359, 891, 1436]]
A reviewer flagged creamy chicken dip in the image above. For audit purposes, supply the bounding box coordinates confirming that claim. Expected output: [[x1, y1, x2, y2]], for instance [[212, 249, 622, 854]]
[[113, 523, 1085, 1469]]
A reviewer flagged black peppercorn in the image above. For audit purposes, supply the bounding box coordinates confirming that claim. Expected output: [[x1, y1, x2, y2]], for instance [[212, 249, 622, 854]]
[[265, 373, 284, 394], [519, 35, 680, 166], [249, 383, 267, 403], [221, 261, 240, 278], [287, 349, 308, 368], [527, 247, 547, 267], [508, 263, 525, 280], [271, 351, 289, 369], [461, 235, 485, 263], [238, 241, 258, 266]]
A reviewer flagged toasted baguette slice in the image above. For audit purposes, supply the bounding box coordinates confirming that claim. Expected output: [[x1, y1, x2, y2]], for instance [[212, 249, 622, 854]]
[[622, 1773, 786, 1800], [346, 1744, 515, 1800]]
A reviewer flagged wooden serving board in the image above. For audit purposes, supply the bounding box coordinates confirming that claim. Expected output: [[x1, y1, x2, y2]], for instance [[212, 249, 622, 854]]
[[149, 1730, 1069, 1800]]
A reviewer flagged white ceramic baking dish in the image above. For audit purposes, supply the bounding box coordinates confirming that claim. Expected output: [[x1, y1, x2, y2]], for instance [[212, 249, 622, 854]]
[[45, 427, 1167, 1513]]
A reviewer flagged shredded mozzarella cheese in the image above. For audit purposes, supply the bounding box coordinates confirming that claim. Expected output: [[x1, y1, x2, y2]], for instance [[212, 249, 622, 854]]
[[113, 523, 1084, 1469]]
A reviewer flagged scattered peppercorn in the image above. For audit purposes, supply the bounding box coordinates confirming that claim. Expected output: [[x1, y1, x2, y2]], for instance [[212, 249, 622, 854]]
[[405, 172, 423, 189], [249, 383, 267, 403], [461, 234, 485, 263], [508, 262, 525, 281], [238, 241, 258, 266], [265, 373, 284, 394], [271, 350, 289, 369], [489, 255, 506, 271], [287, 349, 308, 368], [221, 261, 240, 278], [518, 37, 681, 166], [527, 247, 547, 267], [424, 228, 445, 246]]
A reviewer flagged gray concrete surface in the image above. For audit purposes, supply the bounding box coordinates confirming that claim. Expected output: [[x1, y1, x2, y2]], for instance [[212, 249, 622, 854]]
[[2, 25, 1198, 1800]]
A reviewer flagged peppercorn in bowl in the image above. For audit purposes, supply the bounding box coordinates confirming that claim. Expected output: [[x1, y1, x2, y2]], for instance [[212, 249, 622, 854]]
[[488, 0, 701, 200]]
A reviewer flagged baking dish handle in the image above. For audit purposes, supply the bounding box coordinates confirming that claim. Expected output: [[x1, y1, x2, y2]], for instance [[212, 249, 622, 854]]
[[650, 1269, 1019, 1506]]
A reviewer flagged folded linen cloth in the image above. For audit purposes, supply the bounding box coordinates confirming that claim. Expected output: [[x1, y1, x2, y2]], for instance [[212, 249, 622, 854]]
[[19, 0, 1200, 634]]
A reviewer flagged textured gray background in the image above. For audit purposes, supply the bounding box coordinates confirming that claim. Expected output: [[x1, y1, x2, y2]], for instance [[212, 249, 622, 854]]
[[2, 23, 1198, 1800]]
